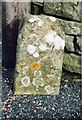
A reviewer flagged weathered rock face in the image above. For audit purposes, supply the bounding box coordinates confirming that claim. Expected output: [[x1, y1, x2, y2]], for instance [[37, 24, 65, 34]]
[[14, 15, 65, 95], [63, 53, 81, 74], [77, 36, 82, 54], [44, 2, 81, 22], [65, 35, 74, 52], [56, 19, 81, 35]]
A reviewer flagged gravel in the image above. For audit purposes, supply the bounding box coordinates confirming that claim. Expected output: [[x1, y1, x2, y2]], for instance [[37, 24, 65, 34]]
[[2, 67, 82, 120]]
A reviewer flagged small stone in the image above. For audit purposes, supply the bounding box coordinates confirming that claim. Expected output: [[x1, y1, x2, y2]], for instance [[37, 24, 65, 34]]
[[61, 96, 64, 99], [64, 84, 67, 88], [52, 107, 55, 110]]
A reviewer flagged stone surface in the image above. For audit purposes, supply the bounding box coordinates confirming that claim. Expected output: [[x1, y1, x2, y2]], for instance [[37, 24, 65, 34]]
[[65, 35, 81, 54], [32, 3, 81, 35], [65, 35, 74, 52], [77, 36, 82, 54], [56, 19, 81, 35], [63, 53, 81, 74], [44, 2, 81, 22], [14, 14, 65, 95], [32, 2, 43, 15]]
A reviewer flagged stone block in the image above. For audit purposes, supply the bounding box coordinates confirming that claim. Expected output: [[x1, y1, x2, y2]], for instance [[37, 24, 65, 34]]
[[14, 15, 65, 95], [56, 19, 81, 35], [44, 2, 81, 22], [65, 35, 74, 52], [63, 53, 81, 74]]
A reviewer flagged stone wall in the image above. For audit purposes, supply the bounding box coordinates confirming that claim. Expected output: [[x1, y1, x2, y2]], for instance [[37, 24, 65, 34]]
[[32, 2, 81, 75]]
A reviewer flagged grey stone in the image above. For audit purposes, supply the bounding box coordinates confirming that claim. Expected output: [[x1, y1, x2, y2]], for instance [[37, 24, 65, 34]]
[[63, 53, 81, 74], [14, 14, 65, 95], [77, 36, 82, 54], [44, 2, 81, 22], [32, 3, 81, 35], [65, 35, 81, 54], [56, 19, 81, 35], [65, 35, 74, 52], [32, 2, 43, 15]]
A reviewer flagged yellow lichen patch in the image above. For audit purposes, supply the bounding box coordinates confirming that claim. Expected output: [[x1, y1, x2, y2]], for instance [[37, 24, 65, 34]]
[[30, 62, 41, 70]]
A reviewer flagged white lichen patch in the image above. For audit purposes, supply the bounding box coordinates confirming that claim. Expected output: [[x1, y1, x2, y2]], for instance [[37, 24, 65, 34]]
[[27, 45, 36, 55], [28, 16, 44, 27], [39, 44, 47, 52], [34, 70, 42, 76], [54, 35, 65, 50], [37, 20, 44, 27], [44, 85, 55, 94], [28, 16, 39, 23], [43, 31, 56, 45], [22, 66, 29, 75], [33, 52, 39, 58], [48, 16, 56, 22], [32, 77, 45, 88], [58, 77, 60, 80], [43, 31, 65, 50], [21, 76, 30, 87]]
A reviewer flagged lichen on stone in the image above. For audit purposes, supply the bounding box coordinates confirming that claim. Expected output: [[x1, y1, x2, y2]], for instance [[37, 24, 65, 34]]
[[44, 85, 55, 94], [48, 16, 56, 22], [32, 77, 45, 88], [21, 76, 30, 87], [14, 14, 65, 95], [27, 44, 36, 55]]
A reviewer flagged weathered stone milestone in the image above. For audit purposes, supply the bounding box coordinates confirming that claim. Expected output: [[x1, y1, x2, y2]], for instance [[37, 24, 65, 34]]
[[14, 14, 65, 95]]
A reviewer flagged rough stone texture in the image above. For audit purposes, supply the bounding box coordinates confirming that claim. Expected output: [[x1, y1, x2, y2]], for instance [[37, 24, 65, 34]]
[[77, 36, 82, 54], [31, 2, 44, 15], [65, 35, 75, 52], [65, 35, 81, 54], [63, 53, 81, 74], [14, 14, 65, 95], [44, 2, 81, 22], [56, 19, 81, 35]]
